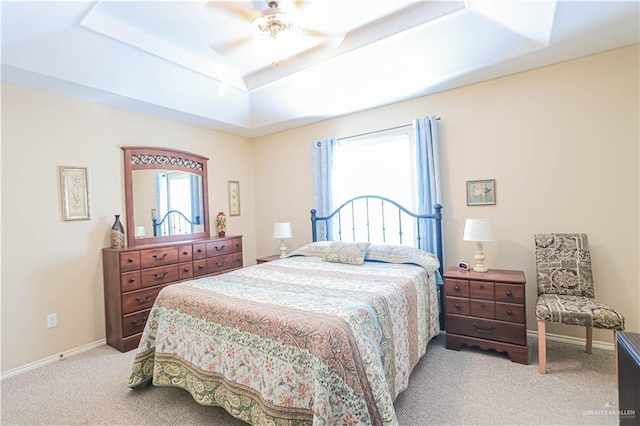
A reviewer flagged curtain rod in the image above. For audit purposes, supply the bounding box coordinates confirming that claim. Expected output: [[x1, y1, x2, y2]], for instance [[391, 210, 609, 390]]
[[337, 117, 440, 142]]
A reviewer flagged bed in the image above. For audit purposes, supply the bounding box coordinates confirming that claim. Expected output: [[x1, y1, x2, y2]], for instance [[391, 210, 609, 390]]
[[128, 196, 443, 425]]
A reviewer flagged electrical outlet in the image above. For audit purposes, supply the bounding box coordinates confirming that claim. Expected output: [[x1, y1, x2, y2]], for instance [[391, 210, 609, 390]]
[[46, 313, 57, 328]]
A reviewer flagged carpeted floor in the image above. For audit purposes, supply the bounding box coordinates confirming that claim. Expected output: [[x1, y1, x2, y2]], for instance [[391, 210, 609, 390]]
[[1, 334, 619, 425]]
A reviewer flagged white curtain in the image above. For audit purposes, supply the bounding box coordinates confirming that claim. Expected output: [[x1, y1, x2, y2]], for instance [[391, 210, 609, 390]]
[[311, 137, 336, 240], [414, 115, 442, 256]]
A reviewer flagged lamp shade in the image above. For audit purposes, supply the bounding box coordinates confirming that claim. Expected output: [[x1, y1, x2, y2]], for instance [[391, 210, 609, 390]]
[[273, 222, 293, 239], [463, 218, 495, 242]]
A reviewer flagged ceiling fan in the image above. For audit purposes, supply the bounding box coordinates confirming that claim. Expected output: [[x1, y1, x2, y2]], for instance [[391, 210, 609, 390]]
[[207, 0, 343, 62]]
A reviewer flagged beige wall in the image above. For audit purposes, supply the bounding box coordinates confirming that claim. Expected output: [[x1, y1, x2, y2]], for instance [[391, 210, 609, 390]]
[[253, 45, 640, 343], [1, 84, 256, 372], [1, 44, 638, 374]]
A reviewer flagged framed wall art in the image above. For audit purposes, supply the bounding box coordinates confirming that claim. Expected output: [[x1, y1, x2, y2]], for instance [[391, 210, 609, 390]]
[[59, 165, 91, 220], [467, 179, 496, 206], [228, 180, 240, 216]]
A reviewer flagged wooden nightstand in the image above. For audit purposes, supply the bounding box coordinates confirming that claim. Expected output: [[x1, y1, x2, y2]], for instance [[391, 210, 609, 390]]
[[256, 254, 282, 264], [443, 267, 528, 364]]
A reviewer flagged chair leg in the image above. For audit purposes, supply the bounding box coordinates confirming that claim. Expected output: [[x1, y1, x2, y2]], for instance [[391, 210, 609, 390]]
[[538, 321, 546, 374], [586, 327, 593, 354], [614, 330, 618, 377]]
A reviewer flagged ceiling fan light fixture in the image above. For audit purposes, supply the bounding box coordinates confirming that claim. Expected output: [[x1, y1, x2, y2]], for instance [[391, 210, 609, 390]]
[[252, 1, 300, 42]]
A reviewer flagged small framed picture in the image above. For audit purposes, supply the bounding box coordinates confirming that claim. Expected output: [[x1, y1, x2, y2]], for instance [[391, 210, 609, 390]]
[[467, 179, 496, 206], [59, 166, 91, 220], [228, 180, 240, 216]]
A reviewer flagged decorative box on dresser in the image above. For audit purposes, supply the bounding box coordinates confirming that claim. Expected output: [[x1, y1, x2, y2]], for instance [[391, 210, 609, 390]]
[[443, 266, 528, 364], [102, 235, 243, 352]]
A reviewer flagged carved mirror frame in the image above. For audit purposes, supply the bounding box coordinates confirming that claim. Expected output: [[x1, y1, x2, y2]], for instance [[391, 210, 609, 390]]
[[122, 146, 210, 247]]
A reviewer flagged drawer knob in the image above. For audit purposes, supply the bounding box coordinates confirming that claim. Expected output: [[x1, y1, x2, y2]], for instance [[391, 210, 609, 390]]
[[480, 284, 484, 289], [197, 249, 203, 253], [152, 253, 169, 260], [127, 258, 134, 263], [198, 265, 204, 269], [506, 290, 512, 296], [183, 267, 190, 272], [454, 285, 460, 291], [182, 251, 188, 255], [128, 278, 136, 283], [455, 303, 460, 309], [507, 309, 513, 315]]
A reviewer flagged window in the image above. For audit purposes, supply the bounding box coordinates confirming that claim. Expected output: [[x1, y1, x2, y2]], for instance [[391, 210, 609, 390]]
[[333, 126, 416, 208], [329, 126, 419, 244]]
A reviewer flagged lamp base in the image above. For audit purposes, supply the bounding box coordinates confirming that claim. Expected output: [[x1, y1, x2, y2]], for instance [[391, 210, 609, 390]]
[[472, 241, 488, 273], [279, 239, 287, 258]]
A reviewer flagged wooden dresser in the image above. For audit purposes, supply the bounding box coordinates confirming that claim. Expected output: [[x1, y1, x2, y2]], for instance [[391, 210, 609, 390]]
[[102, 235, 243, 352], [443, 267, 528, 364]]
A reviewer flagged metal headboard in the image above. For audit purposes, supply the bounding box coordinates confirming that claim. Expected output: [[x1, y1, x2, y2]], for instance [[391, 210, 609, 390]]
[[152, 210, 201, 237], [310, 195, 443, 274]]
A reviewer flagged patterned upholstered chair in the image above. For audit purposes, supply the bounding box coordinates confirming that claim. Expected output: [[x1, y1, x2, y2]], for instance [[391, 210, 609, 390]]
[[534, 233, 624, 374]]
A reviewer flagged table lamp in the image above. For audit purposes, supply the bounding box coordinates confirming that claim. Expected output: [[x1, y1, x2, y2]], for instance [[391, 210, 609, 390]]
[[273, 222, 293, 258], [463, 218, 495, 272]]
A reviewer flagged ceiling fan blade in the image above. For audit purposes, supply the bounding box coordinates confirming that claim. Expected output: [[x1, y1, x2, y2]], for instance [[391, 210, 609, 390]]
[[205, 1, 257, 21], [209, 37, 251, 55]]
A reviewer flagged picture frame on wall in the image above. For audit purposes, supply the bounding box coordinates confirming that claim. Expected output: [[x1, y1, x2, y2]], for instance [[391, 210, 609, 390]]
[[228, 180, 240, 216], [59, 165, 91, 220], [467, 179, 496, 206]]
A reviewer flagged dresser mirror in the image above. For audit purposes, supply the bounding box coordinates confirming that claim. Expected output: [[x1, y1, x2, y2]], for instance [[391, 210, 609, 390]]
[[122, 146, 210, 247]]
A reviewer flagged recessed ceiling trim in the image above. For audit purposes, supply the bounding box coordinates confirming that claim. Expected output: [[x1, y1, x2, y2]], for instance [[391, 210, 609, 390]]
[[80, 2, 247, 91]]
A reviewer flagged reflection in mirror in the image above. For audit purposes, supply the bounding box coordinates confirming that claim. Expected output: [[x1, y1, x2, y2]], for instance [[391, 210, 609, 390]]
[[132, 170, 204, 238], [122, 146, 210, 248]]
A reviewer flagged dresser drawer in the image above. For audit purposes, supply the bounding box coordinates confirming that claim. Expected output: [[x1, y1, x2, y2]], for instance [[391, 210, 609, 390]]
[[206, 240, 235, 257], [446, 314, 526, 346], [446, 296, 470, 315], [495, 302, 525, 323], [122, 287, 163, 315], [122, 309, 151, 337], [470, 299, 495, 319], [193, 243, 207, 260], [141, 265, 180, 287], [206, 254, 235, 274], [193, 259, 208, 276], [178, 261, 194, 280], [178, 245, 193, 262], [445, 279, 469, 297], [140, 247, 179, 268], [470, 281, 494, 300], [121, 271, 141, 292], [119, 251, 141, 272], [495, 283, 525, 304]]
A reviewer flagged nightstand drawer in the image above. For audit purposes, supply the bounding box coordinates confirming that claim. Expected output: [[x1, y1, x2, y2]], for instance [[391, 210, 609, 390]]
[[470, 299, 495, 319], [495, 302, 525, 323], [446, 314, 526, 346], [445, 279, 469, 297], [446, 297, 470, 315], [470, 281, 494, 300], [495, 283, 524, 304]]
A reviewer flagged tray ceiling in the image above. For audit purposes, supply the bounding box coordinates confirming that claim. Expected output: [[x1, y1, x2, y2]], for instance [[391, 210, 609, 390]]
[[2, 1, 638, 138]]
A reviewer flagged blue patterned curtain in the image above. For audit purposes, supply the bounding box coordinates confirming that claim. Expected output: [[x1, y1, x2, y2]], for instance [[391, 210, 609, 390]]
[[414, 115, 441, 255], [311, 137, 336, 240]]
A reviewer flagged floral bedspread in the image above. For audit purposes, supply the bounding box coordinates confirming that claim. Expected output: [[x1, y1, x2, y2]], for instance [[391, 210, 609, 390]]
[[128, 255, 440, 425]]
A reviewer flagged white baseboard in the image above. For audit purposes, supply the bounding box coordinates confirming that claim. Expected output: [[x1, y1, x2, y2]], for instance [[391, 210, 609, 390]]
[[527, 330, 615, 351], [0, 338, 106, 380]]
